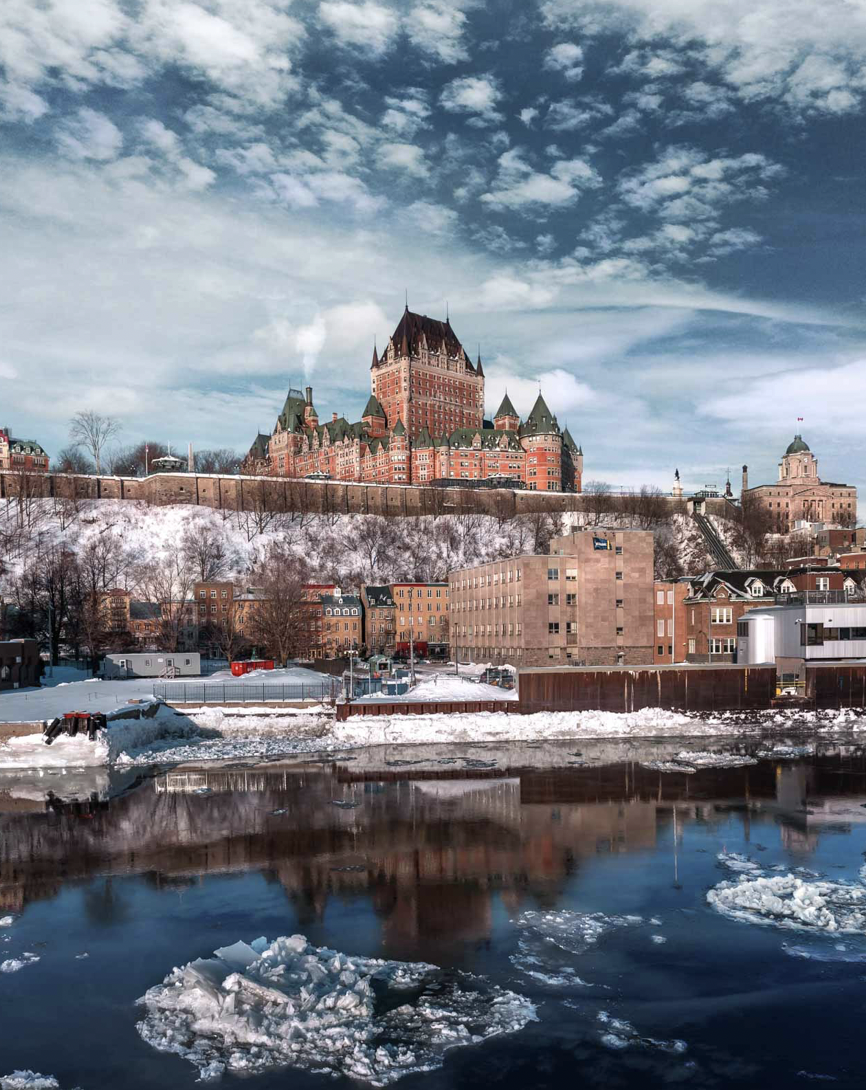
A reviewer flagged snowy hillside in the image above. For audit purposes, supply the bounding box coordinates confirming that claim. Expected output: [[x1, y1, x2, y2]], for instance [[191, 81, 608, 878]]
[[0, 497, 742, 595]]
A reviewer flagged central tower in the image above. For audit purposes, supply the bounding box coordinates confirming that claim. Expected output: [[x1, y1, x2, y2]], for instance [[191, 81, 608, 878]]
[[370, 306, 484, 438]]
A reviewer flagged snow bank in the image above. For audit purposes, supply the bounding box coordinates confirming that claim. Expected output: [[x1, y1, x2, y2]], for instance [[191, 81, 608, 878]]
[[708, 855, 866, 934], [362, 676, 516, 703], [0, 953, 39, 974], [0, 703, 197, 770], [136, 934, 536, 1084]]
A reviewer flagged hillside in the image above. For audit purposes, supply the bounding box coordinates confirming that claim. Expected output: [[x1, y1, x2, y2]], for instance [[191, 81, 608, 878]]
[[0, 497, 742, 595]]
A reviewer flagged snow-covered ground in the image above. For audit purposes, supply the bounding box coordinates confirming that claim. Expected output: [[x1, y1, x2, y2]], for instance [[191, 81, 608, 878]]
[[360, 674, 516, 703], [0, 665, 334, 723], [136, 933, 535, 1084]]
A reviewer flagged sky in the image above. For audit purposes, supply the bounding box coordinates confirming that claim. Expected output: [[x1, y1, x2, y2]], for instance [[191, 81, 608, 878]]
[[1, 0, 865, 494]]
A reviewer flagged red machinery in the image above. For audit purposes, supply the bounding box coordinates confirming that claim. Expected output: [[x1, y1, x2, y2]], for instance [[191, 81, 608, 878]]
[[230, 660, 275, 677]]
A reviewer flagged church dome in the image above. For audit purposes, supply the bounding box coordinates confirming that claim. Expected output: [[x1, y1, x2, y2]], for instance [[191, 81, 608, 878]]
[[785, 434, 810, 455]]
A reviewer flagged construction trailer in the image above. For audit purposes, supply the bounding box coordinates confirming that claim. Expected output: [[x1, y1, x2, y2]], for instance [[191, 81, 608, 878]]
[[102, 652, 201, 678]]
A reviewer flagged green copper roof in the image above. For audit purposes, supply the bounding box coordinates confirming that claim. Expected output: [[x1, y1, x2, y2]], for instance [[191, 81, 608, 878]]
[[562, 427, 578, 453], [520, 392, 560, 436], [494, 392, 517, 418], [785, 434, 810, 455], [362, 394, 385, 418], [391, 419, 406, 436]]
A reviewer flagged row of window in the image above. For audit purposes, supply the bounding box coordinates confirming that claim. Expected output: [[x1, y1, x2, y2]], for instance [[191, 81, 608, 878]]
[[452, 570, 522, 590], [456, 596, 523, 611], [548, 593, 578, 606], [457, 623, 523, 637]]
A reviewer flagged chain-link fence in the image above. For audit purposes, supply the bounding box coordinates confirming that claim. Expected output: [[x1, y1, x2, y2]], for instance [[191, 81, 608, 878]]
[[153, 679, 339, 704]]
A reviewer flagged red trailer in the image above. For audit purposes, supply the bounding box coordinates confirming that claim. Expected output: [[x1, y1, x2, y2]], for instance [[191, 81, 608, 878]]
[[230, 660, 276, 677]]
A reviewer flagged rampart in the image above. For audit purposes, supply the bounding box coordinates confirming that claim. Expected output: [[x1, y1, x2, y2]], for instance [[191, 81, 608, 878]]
[[0, 469, 734, 519]]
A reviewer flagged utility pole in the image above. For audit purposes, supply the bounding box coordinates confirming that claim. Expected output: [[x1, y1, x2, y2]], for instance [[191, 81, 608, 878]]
[[47, 599, 54, 679], [347, 648, 356, 702], [409, 631, 416, 687]]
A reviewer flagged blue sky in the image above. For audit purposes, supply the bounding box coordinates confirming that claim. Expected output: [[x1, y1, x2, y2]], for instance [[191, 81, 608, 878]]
[[1, 0, 865, 493]]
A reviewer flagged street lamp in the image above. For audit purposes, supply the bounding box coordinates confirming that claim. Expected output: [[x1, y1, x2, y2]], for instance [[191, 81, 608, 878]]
[[346, 648, 358, 702]]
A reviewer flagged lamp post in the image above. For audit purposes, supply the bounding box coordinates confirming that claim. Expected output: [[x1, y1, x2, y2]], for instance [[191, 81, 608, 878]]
[[347, 648, 357, 702]]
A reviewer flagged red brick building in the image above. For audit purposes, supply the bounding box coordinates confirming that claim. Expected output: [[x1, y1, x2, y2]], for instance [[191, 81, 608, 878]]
[[392, 581, 449, 658], [653, 581, 689, 664], [0, 428, 49, 472], [246, 308, 583, 492]]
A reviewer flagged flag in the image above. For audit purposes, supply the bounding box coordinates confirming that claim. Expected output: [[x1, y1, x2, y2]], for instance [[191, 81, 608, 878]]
[[797, 417, 803, 422]]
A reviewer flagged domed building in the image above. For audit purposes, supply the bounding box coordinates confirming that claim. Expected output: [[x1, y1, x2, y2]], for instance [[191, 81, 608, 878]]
[[743, 434, 857, 532]]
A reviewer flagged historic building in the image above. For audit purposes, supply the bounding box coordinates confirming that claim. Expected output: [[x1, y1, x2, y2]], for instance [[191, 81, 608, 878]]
[[744, 435, 857, 532], [0, 428, 49, 472], [245, 307, 582, 492]]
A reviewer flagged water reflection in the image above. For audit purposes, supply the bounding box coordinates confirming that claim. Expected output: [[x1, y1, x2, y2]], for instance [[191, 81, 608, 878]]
[[3, 739, 866, 942]]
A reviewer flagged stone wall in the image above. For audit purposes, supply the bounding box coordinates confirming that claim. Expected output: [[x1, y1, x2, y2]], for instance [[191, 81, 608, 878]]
[[0, 469, 735, 520]]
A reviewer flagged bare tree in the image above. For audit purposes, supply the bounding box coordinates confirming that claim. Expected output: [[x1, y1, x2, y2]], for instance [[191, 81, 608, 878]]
[[200, 608, 249, 663], [69, 411, 121, 475], [196, 448, 240, 474], [245, 544, 309, 665], [113, 441, 168, 478], [731, 492, 774, 567], [135, 553, 197, 651], [55, 445, 95, 474], [582, 480, 614, 526], [181, 521, 239, 581]]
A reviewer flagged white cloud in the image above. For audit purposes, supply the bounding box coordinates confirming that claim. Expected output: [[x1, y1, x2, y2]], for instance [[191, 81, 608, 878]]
[[481, 148, 601, 212], [400, 200, 458, 236], [544, 96, 613, 131], [541, 0, 866, 118], [706, 226, 763, 256], [139, 117, 216, 189], [543, 42, 585, 81], [518, 106, 539, 127], [618, 145, 784, 220], [472, 224, 527, 253], [56, 107, 123, 160], [319, 1, 399, 56], [407, 2, 469, 63], [381, 92, 431, 136], [485, 367, 595, 418], [379, 142, 427, 176], [476, 274, 558, 310], [440, 74, 502, 121], [0, 81, 49, 123]]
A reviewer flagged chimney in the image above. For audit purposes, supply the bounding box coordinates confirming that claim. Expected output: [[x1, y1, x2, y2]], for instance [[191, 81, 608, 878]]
[[188, 442, 194, 473], [742, 464, 748, 495], [332, 412, 338, 423], [305, 386, 312, 405]]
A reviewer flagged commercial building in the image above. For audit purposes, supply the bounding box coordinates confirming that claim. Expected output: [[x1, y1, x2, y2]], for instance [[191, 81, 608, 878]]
[[244, 307, 582, 492], [737, 595, 866, 679], [321, 594, 363, 656], [653, 581, 689, 664], [449, 529, 654, 667], [744, 435, 857, 532]]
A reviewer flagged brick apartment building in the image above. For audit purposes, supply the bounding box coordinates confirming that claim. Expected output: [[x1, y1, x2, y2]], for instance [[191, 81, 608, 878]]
[[449, 529, 654, 667], [683, 565, 862, 662], [392, 582, 449, 658], [0, 428, 49, 473], [814, 528, 866, 558], [244, 307, 582, 492], [361, 585, 396, 654], [322, 594, 363, 656], [653, 581, 689, 664]]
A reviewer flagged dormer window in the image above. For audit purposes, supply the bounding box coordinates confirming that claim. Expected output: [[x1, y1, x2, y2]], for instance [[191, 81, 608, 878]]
[[750, 582, 764, 596]]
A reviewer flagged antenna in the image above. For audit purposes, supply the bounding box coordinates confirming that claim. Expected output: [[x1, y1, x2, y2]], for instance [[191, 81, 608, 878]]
[[405, 288, 408, 309]]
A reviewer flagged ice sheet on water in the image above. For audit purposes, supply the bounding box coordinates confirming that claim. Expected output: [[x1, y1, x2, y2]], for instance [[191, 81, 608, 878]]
[[0, 1075, 59, 1090], [0, 953, 39, 974], [717, 851, 764, 874], [136, 934, 536, 1084], [596, 1011, 687, 1054], [515, 910, 644, 957], [0, 917, 14, 927], [642, 751, 757, 774], [782, 942, 866, 963]]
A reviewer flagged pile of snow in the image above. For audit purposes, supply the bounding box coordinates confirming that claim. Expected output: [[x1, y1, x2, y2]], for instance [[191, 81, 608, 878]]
[[641, 750, 758, 774], [0, 702, 197, 770], [0, 1075, 60, 1090], [596, 1011, 686, 1055], [708, 855, 866, 934], [136, 934, 535, 1084], [368, 675, 516, 703]]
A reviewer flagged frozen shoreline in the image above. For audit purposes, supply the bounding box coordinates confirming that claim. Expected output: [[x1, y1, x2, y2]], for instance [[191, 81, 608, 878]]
[[0, 696, 864, 771]]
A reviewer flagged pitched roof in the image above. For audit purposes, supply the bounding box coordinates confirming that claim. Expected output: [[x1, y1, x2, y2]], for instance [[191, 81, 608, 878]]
[[562, 427, 579, 453], [7, 438, 47, 456], [277, 387, 307, 430], [494, 392, 517, 419], [415, 425, 433, 447], [248, 432, 270, 460], [362, 394, 385, 418], [364, 585, 394, 607], [391, 418, 406, 436], [448, 427, 522, 450], [520, 392, 560, 436], [390, 307, 471, 364]]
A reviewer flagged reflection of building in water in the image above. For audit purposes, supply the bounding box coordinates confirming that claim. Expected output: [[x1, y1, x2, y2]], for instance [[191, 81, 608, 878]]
[[3, 751, 866, 933]]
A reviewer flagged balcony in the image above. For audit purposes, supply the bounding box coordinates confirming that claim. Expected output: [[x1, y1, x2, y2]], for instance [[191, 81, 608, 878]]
[[775, 590, 864, 606]]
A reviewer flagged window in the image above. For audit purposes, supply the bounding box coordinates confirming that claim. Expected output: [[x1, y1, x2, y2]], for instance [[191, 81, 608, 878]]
[[616, 599, 623, 608], [737, 621, 749, 636], [615, 571, 623, 581], [658, 645, 664, 655], [816, 576, 830, 591], [711, 607, 732, 624], [800, 624, 824, 647], [199, 590, 206, 599], [688, 639, 696, 654], [548, 622, 560, 634], [616, 626, 623, 635], [566, 593, 576, 606], [547, 568, 559, 580], [615, 546, 623, 555], [750, 582, 764, 597], [566, 568, 577, 581], [710, 638, 736, 654], [210, 590, 217, 598], [657, 620, 665, 636], [548, 593, 560, 606]]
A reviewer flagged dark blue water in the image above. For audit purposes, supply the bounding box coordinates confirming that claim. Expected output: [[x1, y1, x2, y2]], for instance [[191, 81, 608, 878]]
[[2, 741, 866, 1088]]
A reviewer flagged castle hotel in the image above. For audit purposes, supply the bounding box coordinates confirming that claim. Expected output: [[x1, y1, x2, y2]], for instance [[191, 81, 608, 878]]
[[245, 307, 582, 491]]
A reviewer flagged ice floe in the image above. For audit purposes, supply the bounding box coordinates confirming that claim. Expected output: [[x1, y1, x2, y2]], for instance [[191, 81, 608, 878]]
[[515, 910, 644, 956], [0, 1075, 59, 1090], [0, 917, 14, 928], [782, 942, 866, 962], [0, 953, 40, 974], [708, 867, 866, 934], [596, 1011, 686, 1054], [136, 934, 536, 1083], [642, 750, 757, 773]]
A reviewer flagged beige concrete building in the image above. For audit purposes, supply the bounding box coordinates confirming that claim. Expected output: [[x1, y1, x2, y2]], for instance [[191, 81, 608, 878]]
[[745, 435, 857, 532], [449, 529, 654, 667]]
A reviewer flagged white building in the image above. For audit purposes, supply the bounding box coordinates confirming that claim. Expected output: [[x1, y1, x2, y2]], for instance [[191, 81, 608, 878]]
[[737, 595, 866, 678]]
